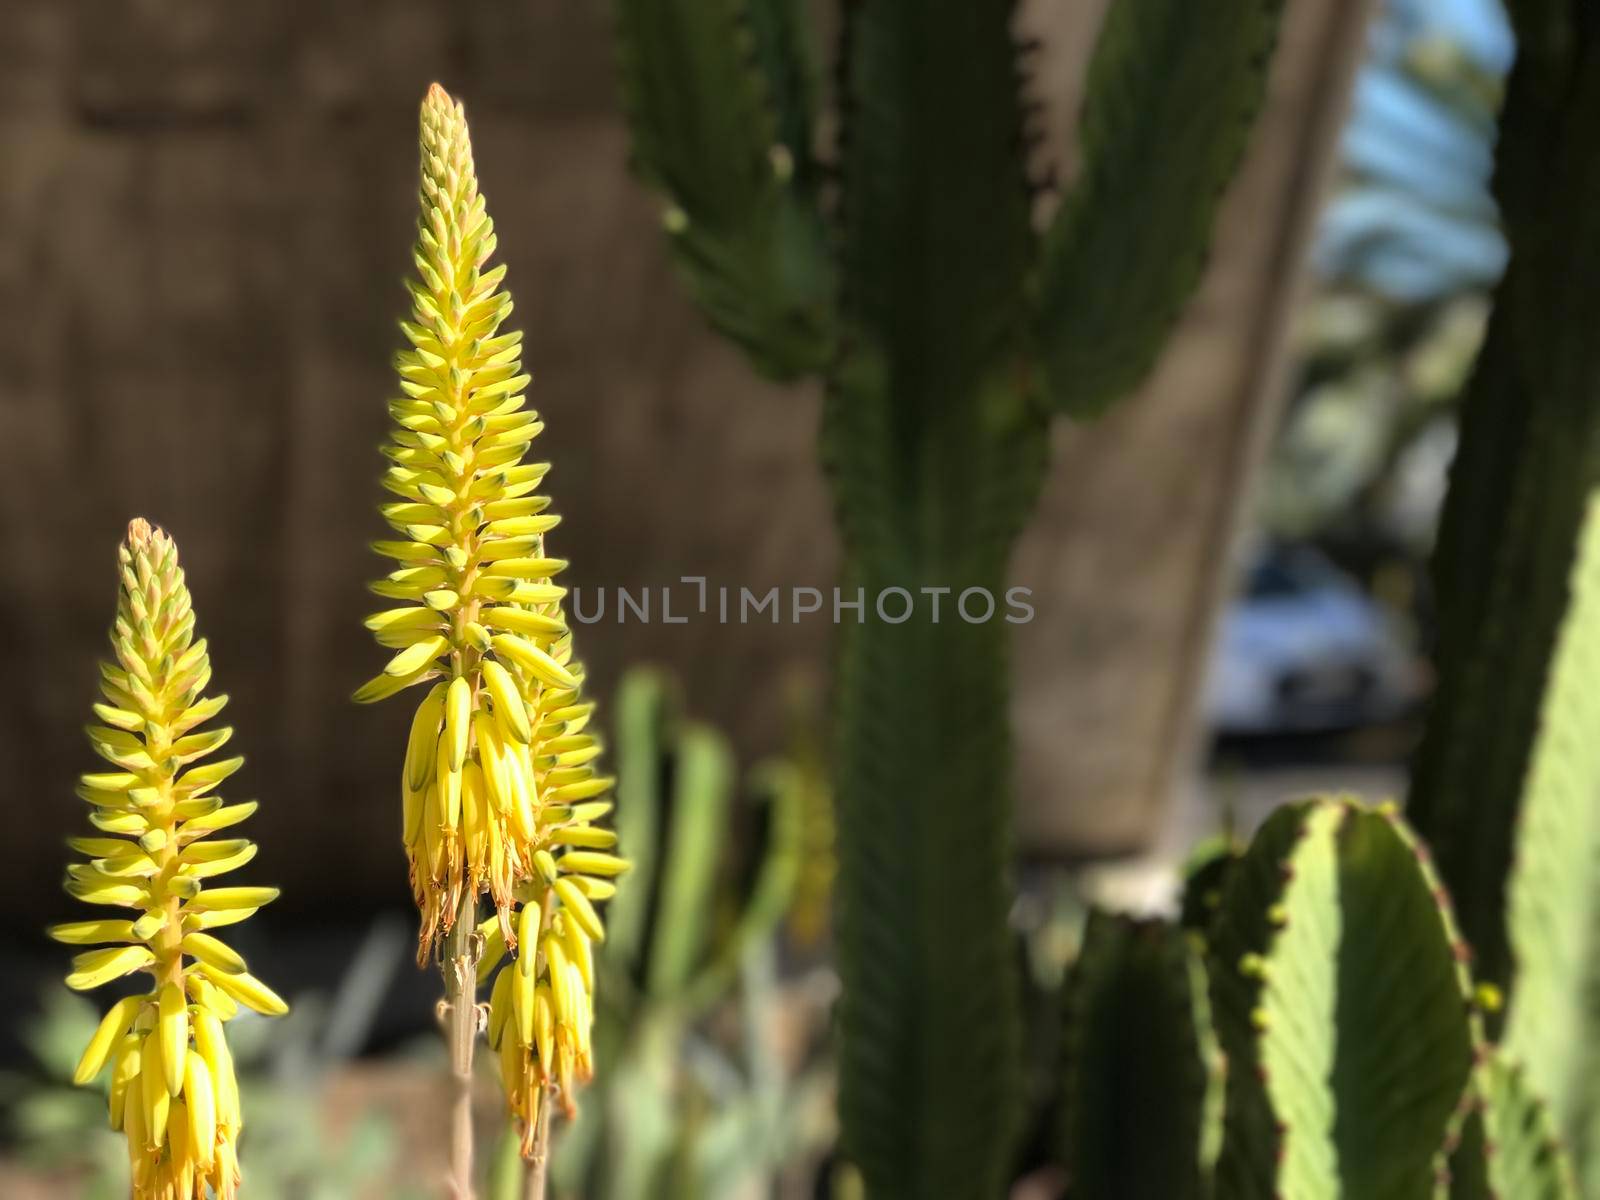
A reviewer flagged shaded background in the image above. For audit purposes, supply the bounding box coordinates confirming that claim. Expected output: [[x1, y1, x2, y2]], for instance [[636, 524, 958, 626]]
[[0, 0, 1511, 1193], [0, 0, 1371, 924]]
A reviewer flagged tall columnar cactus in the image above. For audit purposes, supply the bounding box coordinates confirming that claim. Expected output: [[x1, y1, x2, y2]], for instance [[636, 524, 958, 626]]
[[356, 84, 623, 1190], [55, 519, 285, 1199], [1406, 1, 1600, 1003], [612, 1, 1284, 1190]]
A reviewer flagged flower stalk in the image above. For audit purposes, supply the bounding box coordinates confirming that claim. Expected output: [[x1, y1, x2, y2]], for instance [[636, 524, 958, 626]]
[[442, 888, 482, 1197], [524, 1093, 553, 1200]]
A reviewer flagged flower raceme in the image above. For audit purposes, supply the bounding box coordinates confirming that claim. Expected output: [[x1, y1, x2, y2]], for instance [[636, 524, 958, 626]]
[[55, 519, 286, 1200], [356, 83, 625, 1127], [480, 849, 625, 1137]]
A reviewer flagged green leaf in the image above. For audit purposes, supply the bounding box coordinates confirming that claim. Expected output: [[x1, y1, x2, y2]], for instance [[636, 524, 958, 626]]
[[1060, 911, 1223, 1198], [1447, 1056, 1577, 1200], [646, 722, 735, 1001], [678, 759, 804, 1014], [611, 0, 832, 378], [484, 1122, 528, 1200], [1035, 0, 1285, 417], [1211, 800, 1478, 1197], [606, 668, 672, 979], [1503, 492, 1600, 1178]]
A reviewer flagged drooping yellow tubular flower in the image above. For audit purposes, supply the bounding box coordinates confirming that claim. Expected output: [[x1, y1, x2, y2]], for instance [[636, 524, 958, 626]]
[[355, 81, 624, 1025], [481, 840, 627, 1130], [54, 519, 286, 1200]]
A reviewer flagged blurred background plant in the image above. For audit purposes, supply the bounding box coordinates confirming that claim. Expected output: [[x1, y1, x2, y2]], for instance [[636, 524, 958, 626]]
[[1263, 0, 1509, 557], [546, 669, 835, 1200], [1205, 0, 1513, 744]]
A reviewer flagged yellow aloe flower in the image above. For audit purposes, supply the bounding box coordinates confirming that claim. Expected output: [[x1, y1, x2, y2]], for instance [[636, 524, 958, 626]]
[[357, 83, 625, 1136], [481, 844, 626, 1130], [54, 519, 285, 1200]]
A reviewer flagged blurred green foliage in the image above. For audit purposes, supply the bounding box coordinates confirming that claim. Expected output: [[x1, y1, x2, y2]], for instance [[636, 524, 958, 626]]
[[549, 668, 834, 1200], [1262, 0, 1510, 559]]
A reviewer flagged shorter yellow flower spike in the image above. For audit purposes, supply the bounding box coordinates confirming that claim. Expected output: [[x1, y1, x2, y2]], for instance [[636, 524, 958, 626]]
[[54, 519, 284, 1200], [482, 835, 627, 1132]]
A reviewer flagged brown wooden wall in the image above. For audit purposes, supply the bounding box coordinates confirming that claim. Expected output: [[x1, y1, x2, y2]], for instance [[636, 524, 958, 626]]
[[0, 0, 1365, 922]]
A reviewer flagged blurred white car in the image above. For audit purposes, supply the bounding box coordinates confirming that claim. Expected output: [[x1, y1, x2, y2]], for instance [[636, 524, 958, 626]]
[[1204, 545, 1424, 735]]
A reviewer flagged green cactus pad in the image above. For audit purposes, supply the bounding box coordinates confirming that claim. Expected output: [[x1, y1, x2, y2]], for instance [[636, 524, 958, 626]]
[[1208, 801, 1316, 1197], [1211, 798, 1477, 1197], [1446, 1055, 1577, 1200], [1502, 493, 1600, 1178]]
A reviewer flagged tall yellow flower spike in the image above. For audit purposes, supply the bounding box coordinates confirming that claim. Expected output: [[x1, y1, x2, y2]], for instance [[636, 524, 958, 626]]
[[55, 519, 286, 1200], [357, 83, 625, 1141]]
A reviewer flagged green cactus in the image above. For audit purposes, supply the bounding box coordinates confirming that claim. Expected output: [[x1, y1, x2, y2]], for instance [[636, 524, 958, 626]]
[[1058, 791, 1594, 1199], [552, 669, 810, 1200], [1406, 0, 1600, 1003], [1446, 1056, 1577, 1200], [1036, 0, 1289, 417], [610, 0, 831, 378], [611, 3, 1284, 1189], [1202, 802, 1310, 1197], [1047, 231, 1600, 1192], [1205, 799, 1481, 1198], [1178, 832, 1244, 934], [1500, 491, 1600, 1191], [1060, 912, 1223, 1198], [1400, 8, 1600, 1185]]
